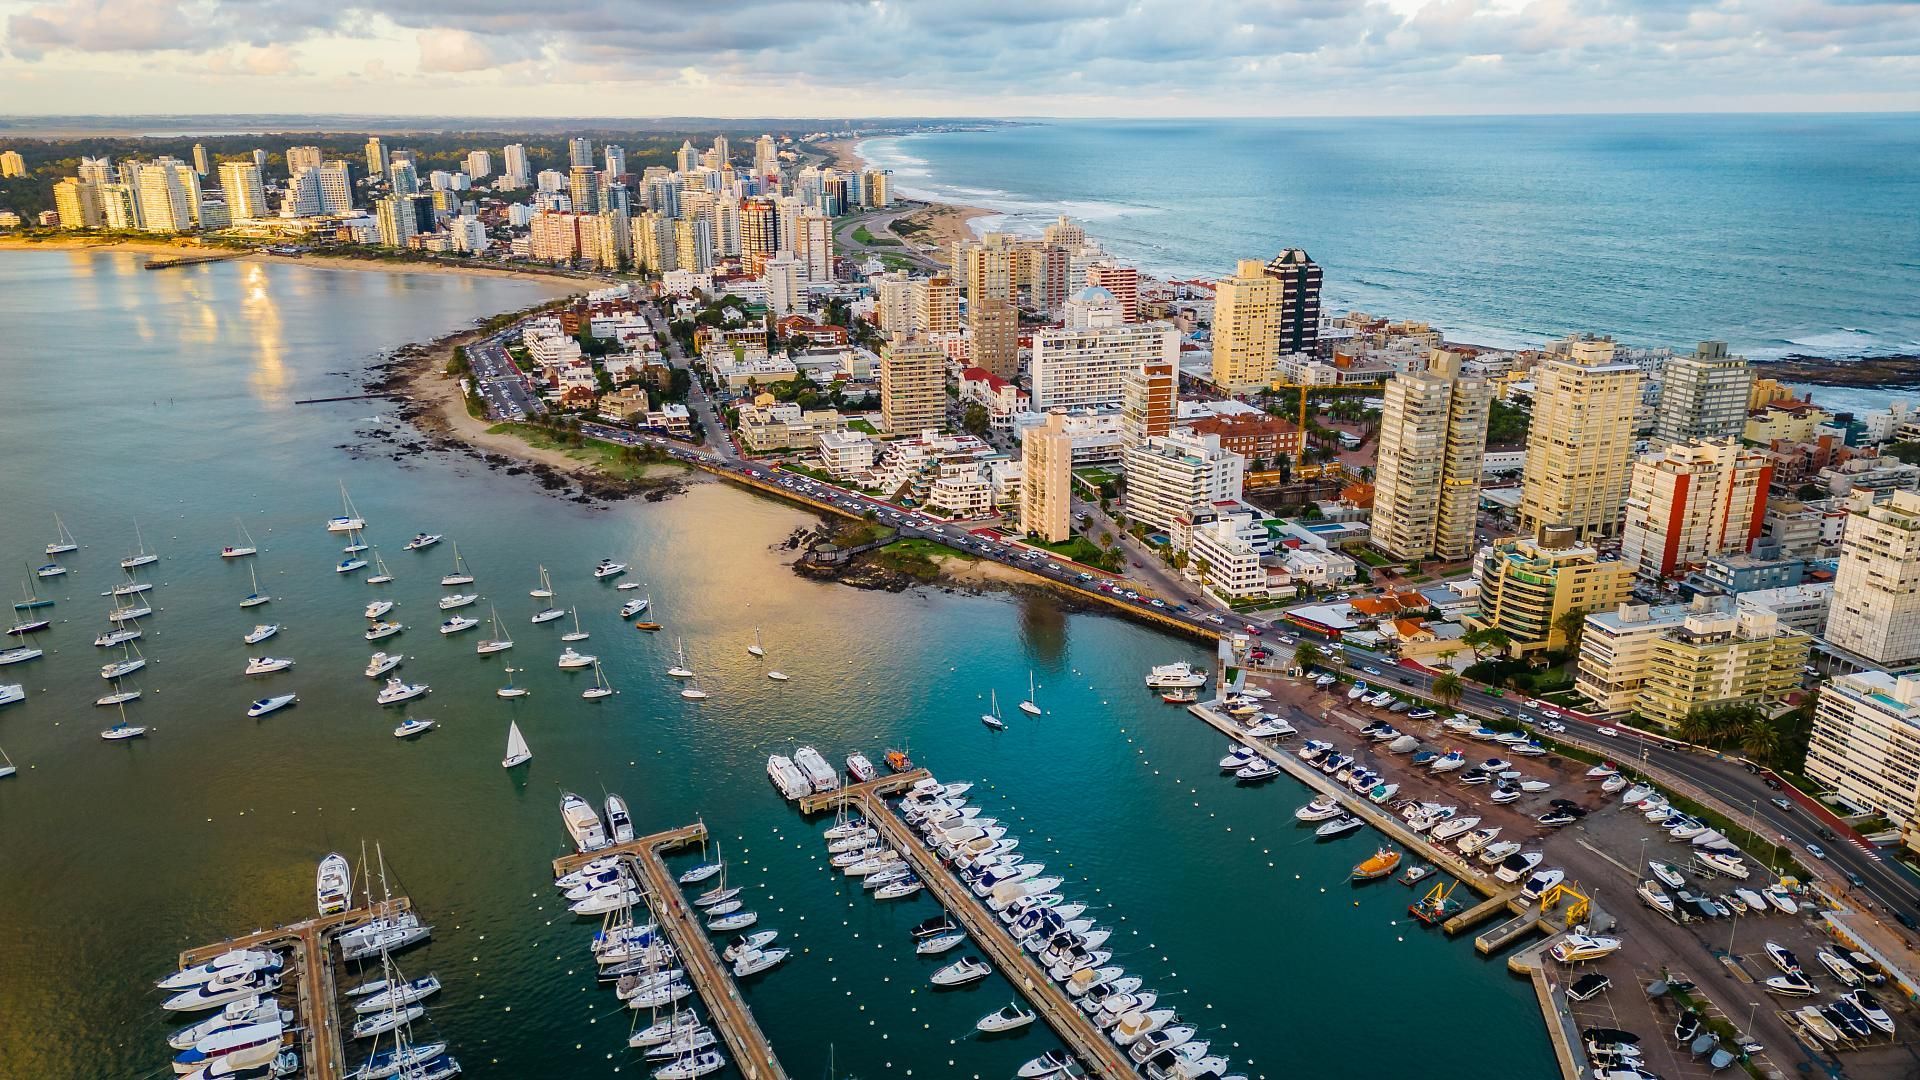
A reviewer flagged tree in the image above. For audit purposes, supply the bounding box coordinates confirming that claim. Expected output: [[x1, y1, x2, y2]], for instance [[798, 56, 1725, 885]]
[[1432, 670, 1464, 708], [1885, 442, 1920, 465], [1293, 642, 1318, 673], [1676, 709, 1716, 746], [1739, 718, 1782, 763], [961, 403, 991, 438], [1553, 606, 1590, 653]]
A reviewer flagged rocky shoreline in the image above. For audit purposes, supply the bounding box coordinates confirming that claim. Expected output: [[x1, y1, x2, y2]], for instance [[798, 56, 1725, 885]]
[[1758, 354, 1920, 390]]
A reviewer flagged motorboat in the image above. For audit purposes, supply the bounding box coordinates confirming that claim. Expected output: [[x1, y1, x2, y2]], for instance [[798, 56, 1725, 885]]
[[1315, 815, 1364, 839], [1351, 847, 1401, 880], [1549, 934, 1621, 964], [931, 956, 991, 987], [1368, 783, 1399, 804], [1478, 841, 1522, 865], [976, 1001, 1036, 1034], [392, 717, 435, 739], [1621, 784, 1654, 804], [242, 624, 279, 645], [620, 595, 651, 619], [376, 678, 427, 705], [605, 794, 636, 844], [1765, 972, 1816, 996], [1494, 850, 1543, 883], [1295, 795, 1342, 821], [1456, 827, 1500, 855], [846, 752, 877, 782], [1828, 998, 1875, 1040], [1819, 948, 1865, 987], [364, 621, 403, 642], [1699, 852, 1749, 879], [1518, 778, 1552, 793], [1766, 942, 1803, 976], [1763, 884, 1799, 915], [438, 615, 479, 635], [1795, 1007, 1841, 1043], [1537, 811, 1578, 828], [1647, 861, 1686, 889], [365, 652, 402, 678], [1018, 1051, 1078, 1078], [1065, 965, 1124, 996], [166, 998, 289, 1051], [158, 950, 283, 991], [1234, 758, 1278, 781], [1847, 989, 1896, 1035], [437, 592, 477, 611], [593, 558, 629, 580], [1128, 1025, 1198, 1064], [1431, 815, 1482, 843], [244, 656, 293, 676], [1520, 868, 1565, 900], [247, 695, 297, 718], [1734, 887, 1769, 913], [1636, 881, 1675, 914], [561, 792, 609, 853], [1144, 661, 1207, 688], [731, 946, 788, 977], [1586, 762, 1620, 779], [1111, 1008, 1177, 1046], [162, 969, 282, 1012], [1429, 750, 1466, 773]]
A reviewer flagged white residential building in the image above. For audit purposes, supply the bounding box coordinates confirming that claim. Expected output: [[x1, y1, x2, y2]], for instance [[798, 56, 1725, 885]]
[[1121, 431, 1244, 536], [1826, 489, 1920, 668], [1806, 671, 1920, 854], [1187, 518, 1267, 600], [817, 429, 876, 480], [1028, 289, 1179, 412]]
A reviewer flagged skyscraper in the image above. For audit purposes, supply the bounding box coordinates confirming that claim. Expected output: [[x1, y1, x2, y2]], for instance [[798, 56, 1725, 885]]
[[376, 195, 415, 247], [603, 144, 626, 178], [1021, 412, 1074, 542], [753, 135, 778, 180], [1042, 215, 1086, 247], [911, 276, 960, 335], [191, 143, 209, 177], [502, 144, 530, 189], [1653, 340, 1752, 446], [711, 135, 731, 170], [569, 166, 600, 214], [1028, 289, 1179, 412], [568, 138, 592, 168], [675, 140, 699, 174], [53, 178, 103, 228], [1209, 259, 1280, 392], [315, 161, 353, 214], [1087, 261, 1140, 322], [764, 252, 803, 317], [739, 196, 778, 276], [135, 159, 198, 232], [1826, 489, 1920, 667], [1263, 248, 1322, 356], [251, 149, 267, 173], [388, 161, 419, 196], [218, 161, 268, 222], [77, 156, 113, 185], [0, 150, 24, 177], [796, 212, 833, 281], [962, 235, 1018, 380], [1518, 336, 1643, 541], [1369, 350, 1493, 562], [879, 335, 948, 436], [365, 137, 387, 177], [1620, 439, 1772, 580], [286, 145, 323, 174], [465, 150, 493, 179]]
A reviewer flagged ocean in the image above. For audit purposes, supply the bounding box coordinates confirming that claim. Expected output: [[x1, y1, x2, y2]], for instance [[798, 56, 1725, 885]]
[[861, 116, 1920, 406], [0, 250, 1555, 1078]]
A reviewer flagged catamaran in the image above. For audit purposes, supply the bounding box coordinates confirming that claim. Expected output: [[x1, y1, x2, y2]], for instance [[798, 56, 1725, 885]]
[[45, 513, 78, 556], [122, 519, 159, 569], [561, 608, 589, 642], [1019, 670, 1042, 716], [476, 605, 514, 655], [981, 689, 1007, 730], [327, 482, 366, 533], [440, 544, 474, 586], [502, 721, 532, 769], [365, 551, 394, 585], [221, 520, 258, 559], [239, 563, 270, 608], [583, 661, 614, 700]]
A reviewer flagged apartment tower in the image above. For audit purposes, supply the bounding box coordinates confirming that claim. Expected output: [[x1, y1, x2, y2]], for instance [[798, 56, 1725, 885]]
[[1619, 439, 1772, 580], [1654, 341, 1753, 446], [1518, 336, 1643, 541], [1209, 259, 1281, 392], [1369, 349, 1493, 561]]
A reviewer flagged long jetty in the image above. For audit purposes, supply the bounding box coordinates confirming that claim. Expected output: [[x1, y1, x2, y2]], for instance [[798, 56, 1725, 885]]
[[799, 776, 1137, 1079], [177, 897, 411, 1080], [145, 252, 242, 270], [552, 823, 790, 1080]]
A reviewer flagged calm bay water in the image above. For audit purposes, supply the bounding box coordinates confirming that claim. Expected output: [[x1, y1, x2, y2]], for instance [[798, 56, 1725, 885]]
[[0, 251, 1552, 1078], [864, 116, 1920, 376]]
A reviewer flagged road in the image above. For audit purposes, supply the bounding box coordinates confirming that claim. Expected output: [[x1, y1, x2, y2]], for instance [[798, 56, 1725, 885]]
[[832, 207, 945, 272], [464, 330, 541, 422], [1293, 637, 1920, 927]]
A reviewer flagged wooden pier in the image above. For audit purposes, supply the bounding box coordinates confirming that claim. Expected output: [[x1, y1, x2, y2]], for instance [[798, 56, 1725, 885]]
[[553, 823, 791, 1080], [1443, 890, 1520, 935], [145, 252, 242, 270], [177, 897, 410, 1080], [805, 785, 1138, 1079]]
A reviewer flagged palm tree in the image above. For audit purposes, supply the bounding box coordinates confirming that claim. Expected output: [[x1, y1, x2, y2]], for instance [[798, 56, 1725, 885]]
[[1480, 628, 1514, 658], [1294, 642, 1318, 674], [1739, 719, 1782, 764], [1676, 710, 1716, 747], [1432, 670, 1464, 708], [1553, 606, 1590, 652]]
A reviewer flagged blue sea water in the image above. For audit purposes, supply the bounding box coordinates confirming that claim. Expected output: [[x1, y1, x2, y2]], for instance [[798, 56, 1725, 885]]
[[862, 116, 1920, 371]]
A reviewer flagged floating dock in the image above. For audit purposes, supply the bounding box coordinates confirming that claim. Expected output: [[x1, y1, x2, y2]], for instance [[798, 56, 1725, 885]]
[[176, 897, 411, 1080], [552, 823, 791, 1080], [803, 785, 1138, 1079]]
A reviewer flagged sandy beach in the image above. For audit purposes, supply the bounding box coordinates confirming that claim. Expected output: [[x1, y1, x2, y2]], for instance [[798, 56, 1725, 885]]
[[820, 136, 997, 252]]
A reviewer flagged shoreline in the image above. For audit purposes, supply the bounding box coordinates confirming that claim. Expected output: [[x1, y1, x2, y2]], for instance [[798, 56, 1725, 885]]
[[0, 234, 607, 288], [819, 137, 996, 252]]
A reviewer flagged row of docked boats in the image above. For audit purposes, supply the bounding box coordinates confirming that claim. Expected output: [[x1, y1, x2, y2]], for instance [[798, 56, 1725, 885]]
[[768, 744, 900, 801], [889, 776, 1249, 1080]]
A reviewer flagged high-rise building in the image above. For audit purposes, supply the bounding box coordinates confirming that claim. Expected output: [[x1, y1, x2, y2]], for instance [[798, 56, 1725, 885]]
[[589, 209, 631, 270], [753, 135, 778, 180], [1806, 671, 1920, 855], [602, 144, 626, 178], [282, 167, 324, 217], [317, 162, 352, 214], [739, 197, 778, 276], [0, 150, 25, 178], [1086, 261, 1139, 322], [911, 276, 960, 335], [872, 271, 913, 333], [568, 137, 592, 168], [1369, 350, 1493, 562], [1263, 248, 1322, 357], [1042, 215, 1086, 248], [53, 178, 103, 229], [529, 211, 586, 262], [1467, 526, 1635, 657], [1826, 489, 1920, 668], [100, 183, 140, 229], [135, 159, 198, 232], [632, 211, 677, 273], [375, 195, 416, 248], [389, 162, 419, 196], [286, 145, 323, 174], [191, 143, 209, 177], [1121, 359, 1176, 448], [1575, 598, 1809, 726], [879, 335, 948, 436], [673, 216, 713, 273], [1121, 432, 1245, 535], [465, 150, 493, 179], [711, 135, 731, 170], [365, 137, 388, 177], [77, 156, 113, 185], [1021, 413, 1075, 542], [796, 212, 833, 282], [1518, 336, 1642, 541], [1653, 340, 1752, 446], [675, 140, 699, 174], [1620, 439, 1772, 580], [1209, 259, 1281, 392], [764, 252, 804, 318], [866, 170, 891, 208], [218, 161, 269, 222], [251, 149, 267, 173], [502, 144, 530, 189], [1028, 289, 1179, 412], [960, 234, 1018, 379]]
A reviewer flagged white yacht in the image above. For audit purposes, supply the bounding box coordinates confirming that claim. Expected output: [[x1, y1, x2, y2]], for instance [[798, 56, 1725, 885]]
[[560, 792, 610, 853], [620, 594, 651, 619], [557, 646, 596, 669], [605, 794, 636, 844], [438, 614, 479, 635], [392, 717, 435, 739], [365, 652, 402, 678], [405, 533, 442, 551], [593, 558, 628, 579], [931, 957, 991, 986], [793, 746, 839, 793], [316, 853, 352, 915], [326, 483, 367, 533], [1549, 934, 1622, 964], [364, 600, 394, 620], [376, 678, 428, 705], [248, 695, 298, 718], [243, 656, 294, 676], [1144, 661, 1207, 688]]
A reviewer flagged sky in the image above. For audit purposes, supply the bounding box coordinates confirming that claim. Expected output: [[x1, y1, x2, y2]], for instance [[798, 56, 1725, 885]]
[[5, 0, 1920, 117]]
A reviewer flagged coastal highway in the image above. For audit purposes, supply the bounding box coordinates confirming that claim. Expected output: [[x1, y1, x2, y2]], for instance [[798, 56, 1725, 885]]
[[1306, 639, 1920, 926]]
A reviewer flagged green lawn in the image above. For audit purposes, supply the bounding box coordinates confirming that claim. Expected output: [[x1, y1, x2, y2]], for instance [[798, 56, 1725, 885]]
[[1022, 533, 1118, 569], [847, 418, 878, 434], [1346, 544, 1397, 568], [485, 423, 678, 482], [852, 224, 902, 247]]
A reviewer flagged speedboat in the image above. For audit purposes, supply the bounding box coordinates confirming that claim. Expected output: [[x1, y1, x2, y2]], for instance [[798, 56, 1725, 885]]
[[931, 957, 991, 987], [438, 615, 478, 635], [1018, 1051, 1077, 1078], [1699, 852, 1749, 879], [561, 792, 609, 853], [1295, 795, 1342, 821], [1456, 827, 1500, 855], [605, 794, 636, 844], [405, 533, 442, 550], [593, 559, 628, 579], [364, 621, 403, 641], [1548, 934, 1621, 964], [1478, 841, 1522, 865], [731, 945, 788, 977], [1221, 746, 1259, 772], [1495, 850, 1543, 883], [1234, 758, 1278, 781], [1429, 750, 1465, 773], [1520, 868, 1565, 900], [1765, 972, 1816, 996], [243, 656, 293, 675], [620, 596, 650, 619], [365, 652, 402, 677], [558, 647, 596, 668], [1621, 784, 1654, 803], [1315, 815, 1364, 839], [364, 601, 394, 620], [158, 950, 283, 991], [247, 695, 297, 718], [1847, 989, 1896, 1035], [242, 624, 278, 645], [1431, 815, 1482, 842], [1765, 941, 1803, 976], [1649, 862, 1685, 889], [1819, 948, 1864, 987], [1586, 762, 1619, 779], [1762, 884, 1799, 915], [392, 717, 435, 739], [376, 678, 428, 705], [1795, 1007, 1841, 1043], [977, 1002, 1037, 1033], [1636, 881, 1674, 914]]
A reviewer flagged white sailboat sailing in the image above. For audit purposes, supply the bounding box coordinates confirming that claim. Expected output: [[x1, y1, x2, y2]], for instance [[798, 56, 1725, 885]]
[[502, 721, 532, 769]]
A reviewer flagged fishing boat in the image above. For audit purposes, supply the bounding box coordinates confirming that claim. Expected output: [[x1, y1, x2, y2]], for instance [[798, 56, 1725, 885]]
[[317, 853, 353, 915], [221, 521, 258, 559], [582, 661, 614, 699], [248, 695, 297, 718], [376, 678, 428, 705], [475, 605, 513, 654], [1019, 670, 1042, 716], [46, 513, 78, 556], [327, 483, 366, 533], [561, 608, 589, 642], [501, 721, 532, 769], [439, 544, 474, 586], [1400, 864, 1433, 885], [885, 747, 914, 773], [561, 792, 609, 853], [239, 564, 270, 608], [365, 652, 402, 678], [365, 551, 394, 585], [606, 794, 636, 844], [392, 717, 435, 739], [982, 689, 1007, 730], [405, 533, 442, 551], [122, 519, 160, 569], [244, 656, 294, 675], [593, 558, 627, 579], [1351, 846, 1402, 880]]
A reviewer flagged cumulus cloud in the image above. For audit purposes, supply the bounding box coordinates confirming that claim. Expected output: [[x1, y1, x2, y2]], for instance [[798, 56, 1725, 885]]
[[4, 0, 1920, 109]]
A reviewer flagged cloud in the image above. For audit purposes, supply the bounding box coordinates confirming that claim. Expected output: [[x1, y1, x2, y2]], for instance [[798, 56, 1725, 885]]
[[415, 27, 497, 72]]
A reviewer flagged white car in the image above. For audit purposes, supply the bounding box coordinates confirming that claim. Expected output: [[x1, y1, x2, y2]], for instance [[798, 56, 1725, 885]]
[[1597, 726, 1620, 738]]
